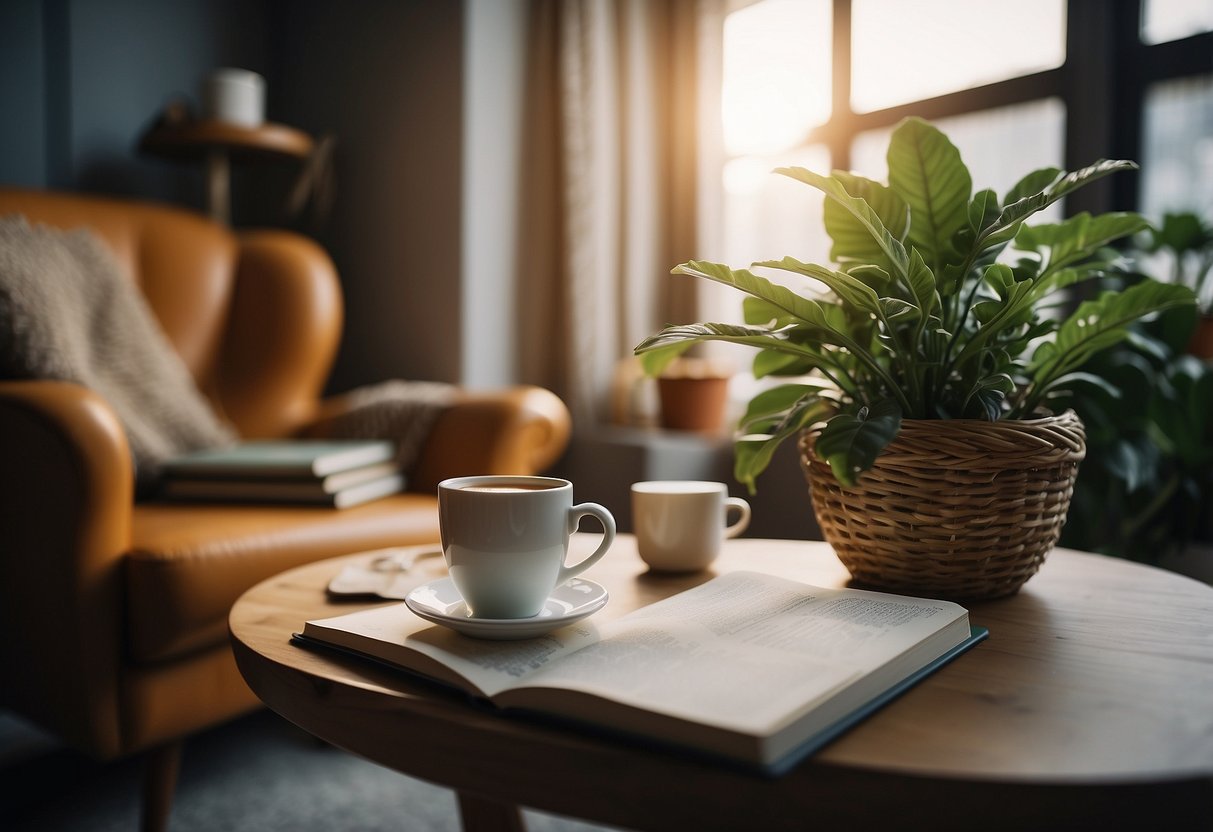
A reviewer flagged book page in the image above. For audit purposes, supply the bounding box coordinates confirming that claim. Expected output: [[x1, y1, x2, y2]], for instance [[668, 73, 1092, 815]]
[[302, 603, 602, 698], [507, 571, 966, 734]]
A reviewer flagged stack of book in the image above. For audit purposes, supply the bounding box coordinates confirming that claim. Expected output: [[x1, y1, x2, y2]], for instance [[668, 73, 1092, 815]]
[[160, 440, 403, 508]]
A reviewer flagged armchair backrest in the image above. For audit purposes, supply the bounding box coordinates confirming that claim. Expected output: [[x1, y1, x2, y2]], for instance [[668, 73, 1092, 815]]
[[0, 188, 342, 437]]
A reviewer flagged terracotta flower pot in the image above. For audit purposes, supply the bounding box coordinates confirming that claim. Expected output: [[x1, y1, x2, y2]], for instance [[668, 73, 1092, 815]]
[[657, 376, 729, 432]]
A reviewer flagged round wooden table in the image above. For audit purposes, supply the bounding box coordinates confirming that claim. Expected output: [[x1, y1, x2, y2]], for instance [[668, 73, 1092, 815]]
[[229, 536, 1213, 832]]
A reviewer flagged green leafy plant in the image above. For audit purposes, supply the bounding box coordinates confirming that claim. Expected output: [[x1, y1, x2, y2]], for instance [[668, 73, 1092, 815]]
[[1055, 278, 1213, 562], [1145, 211, 1213, 313], [636, 118, 1197, 491]]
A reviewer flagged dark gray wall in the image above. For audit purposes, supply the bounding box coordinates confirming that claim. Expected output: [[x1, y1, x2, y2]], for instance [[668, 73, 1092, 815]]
[[269, 0, 465, 390], [0, 0, 267, 202], [0, 1, 47, 188], [0, 0, 465, 394]]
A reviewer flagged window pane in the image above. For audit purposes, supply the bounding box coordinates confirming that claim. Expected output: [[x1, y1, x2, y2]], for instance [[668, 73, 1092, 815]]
[[701, 145, 834, 328], [1142, 0, 1213, 44], [850, 99, 1066, 221], [1140, 75, 1213, 220], [851, 0, 1066, 113], [721, 145, 833, 271], [722, 0, 831, 156]]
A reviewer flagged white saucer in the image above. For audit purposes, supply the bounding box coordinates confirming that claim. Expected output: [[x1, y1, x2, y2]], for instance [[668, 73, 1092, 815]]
[[404, 577, 609, 640]]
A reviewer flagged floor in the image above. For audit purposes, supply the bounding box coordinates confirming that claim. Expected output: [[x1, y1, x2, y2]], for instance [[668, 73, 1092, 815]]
[[0, 709, 614, 831]]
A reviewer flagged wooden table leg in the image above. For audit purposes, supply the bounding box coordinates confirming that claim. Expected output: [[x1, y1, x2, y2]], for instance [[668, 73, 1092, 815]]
[[456, 791, 526, 832]]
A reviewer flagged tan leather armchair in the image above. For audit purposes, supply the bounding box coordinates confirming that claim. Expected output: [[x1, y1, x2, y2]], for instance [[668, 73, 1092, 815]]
[[0, 188, 571, 829]]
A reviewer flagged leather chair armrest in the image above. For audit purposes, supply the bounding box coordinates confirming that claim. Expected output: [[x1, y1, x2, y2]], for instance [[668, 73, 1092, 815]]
[[213, 231, 343, 439], [0, 380, 133, 757], [408, 386, 572, 494]]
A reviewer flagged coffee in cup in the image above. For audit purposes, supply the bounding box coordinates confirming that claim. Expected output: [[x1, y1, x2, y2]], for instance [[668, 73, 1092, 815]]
[[631, 480, 750, 572], [438, 475, 616, 619]]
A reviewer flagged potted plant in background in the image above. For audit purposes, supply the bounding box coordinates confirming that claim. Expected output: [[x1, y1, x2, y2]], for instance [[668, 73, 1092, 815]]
[[1054, 275, 1213, 574], [637, 117, 1196, 600], [654, 356, 735, 434], [1143, 211, 1213, 358]]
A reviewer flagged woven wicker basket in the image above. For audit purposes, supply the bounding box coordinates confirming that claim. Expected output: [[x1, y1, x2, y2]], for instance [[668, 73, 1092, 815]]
[[800, 411, 1086, 600]]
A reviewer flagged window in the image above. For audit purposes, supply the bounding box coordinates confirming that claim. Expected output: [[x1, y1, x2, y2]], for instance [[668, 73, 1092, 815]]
[[704, 0, 1213, 412], [850, 0, 1065, 113], [1141, 74, 1213, 219], [714, 0, 1213, 283], [1141, 0, 1213, 44]]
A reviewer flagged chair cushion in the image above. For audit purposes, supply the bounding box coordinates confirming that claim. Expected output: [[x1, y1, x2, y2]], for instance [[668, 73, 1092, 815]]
[[126, 493, 442, 663]]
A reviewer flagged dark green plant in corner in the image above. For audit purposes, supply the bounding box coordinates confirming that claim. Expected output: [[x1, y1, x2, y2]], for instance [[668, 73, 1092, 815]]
[[636, 118, 1197, 491], [1146, 211, 1213, 313], [1055, 281, 1213, 562]]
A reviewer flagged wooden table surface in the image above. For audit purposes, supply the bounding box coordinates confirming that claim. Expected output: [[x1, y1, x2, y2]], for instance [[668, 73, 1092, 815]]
[[229, 536, 1213, 831]]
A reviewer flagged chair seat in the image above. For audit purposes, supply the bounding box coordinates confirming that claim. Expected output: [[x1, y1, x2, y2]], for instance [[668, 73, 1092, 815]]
[[126, 494, 442, 663]]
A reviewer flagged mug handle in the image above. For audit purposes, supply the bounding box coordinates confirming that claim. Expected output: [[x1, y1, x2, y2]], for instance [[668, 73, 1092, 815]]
[[723, 497, 751, 539], [559, 502, 617, 584]]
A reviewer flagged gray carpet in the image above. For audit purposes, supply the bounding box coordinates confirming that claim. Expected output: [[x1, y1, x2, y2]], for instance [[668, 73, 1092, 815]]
[[0, 709, 616, 831]]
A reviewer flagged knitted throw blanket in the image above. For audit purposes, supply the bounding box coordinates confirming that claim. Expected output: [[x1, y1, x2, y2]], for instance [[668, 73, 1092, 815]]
[[0, 214, 457, 489], [317, 379, 457, 475], [0, 215, 236, 484]]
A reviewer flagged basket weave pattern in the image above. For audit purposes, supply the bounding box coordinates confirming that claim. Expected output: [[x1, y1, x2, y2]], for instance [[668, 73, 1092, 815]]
[[800, 411, 1086, 600]]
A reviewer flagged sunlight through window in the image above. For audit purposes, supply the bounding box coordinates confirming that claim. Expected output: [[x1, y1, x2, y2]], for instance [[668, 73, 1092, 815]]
[[851, 0, 1065, 113], [722, 0, 831, 156], [1142, 0, 1213, 44]]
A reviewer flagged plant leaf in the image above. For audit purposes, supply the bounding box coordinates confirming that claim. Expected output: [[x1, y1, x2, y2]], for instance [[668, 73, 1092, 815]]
[[1019, 281, 1197, 414], [636, 321, 810, 356], [905, 249, 940, 319], [752, 349, 814, 378], [813, 399, 902, 486], [737, 383, 825, 432], [962, 372, 1015, 420], [823, 171, 910, 270], [1149, 211, 1213, 253], [887, 117, 972, 274], [968, 188, 1001, 234], [972, 159, 1138, 251], [1016, 212, 1150, 272], [734, 397, 834, 492], [1004, 166, 1061, 205], [673, 260, 836, 328], [1048, 159, 1139, 202], [742, 296, 792, 326], [757, 256, 883, 314], [638, 342, 692, 377], [775, 167, 911, 281]]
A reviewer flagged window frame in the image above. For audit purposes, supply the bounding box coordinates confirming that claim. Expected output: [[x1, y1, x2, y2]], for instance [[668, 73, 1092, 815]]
[[797, 0, 1213, 217]]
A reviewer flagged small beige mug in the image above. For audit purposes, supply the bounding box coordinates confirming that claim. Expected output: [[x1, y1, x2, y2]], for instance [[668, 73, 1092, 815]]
[[631, 480, 750, 572]]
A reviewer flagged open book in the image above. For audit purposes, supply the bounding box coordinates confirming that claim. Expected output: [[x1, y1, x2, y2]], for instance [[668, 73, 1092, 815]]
[[297, 571, 986, 774]]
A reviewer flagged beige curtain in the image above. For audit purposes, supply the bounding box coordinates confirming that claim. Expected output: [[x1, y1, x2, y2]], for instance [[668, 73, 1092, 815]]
[[517, 0, 722, 428]]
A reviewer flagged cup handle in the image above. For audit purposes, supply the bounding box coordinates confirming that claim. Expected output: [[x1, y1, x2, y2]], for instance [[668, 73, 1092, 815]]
[[723, 497, 751, 539], [559, 502, 617, 584]]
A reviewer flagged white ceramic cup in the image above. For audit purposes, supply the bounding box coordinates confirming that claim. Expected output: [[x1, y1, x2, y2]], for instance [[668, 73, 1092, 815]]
[[631, 481, 751, 572], [438, 475, 616, 619], [203, 68, 265, 128]]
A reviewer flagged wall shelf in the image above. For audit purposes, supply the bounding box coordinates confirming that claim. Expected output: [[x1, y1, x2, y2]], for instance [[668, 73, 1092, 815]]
[[139, 119, 314, 225]]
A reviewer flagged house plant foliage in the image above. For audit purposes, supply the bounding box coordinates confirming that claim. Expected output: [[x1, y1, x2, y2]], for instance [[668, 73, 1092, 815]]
[[637, 118, 1195, 491], [635, 118, 1196, 598], [1144, 211, 1213, 357], [1055, 279, 1213, 563]]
